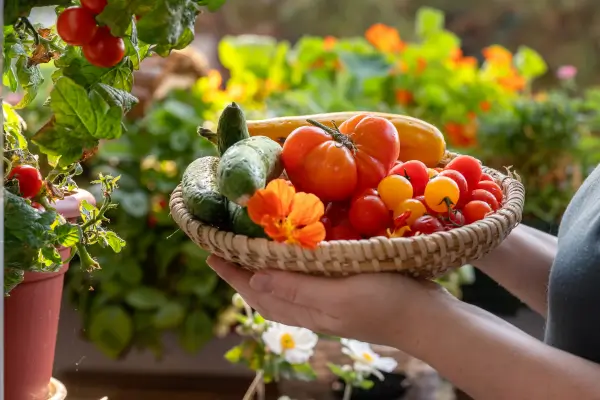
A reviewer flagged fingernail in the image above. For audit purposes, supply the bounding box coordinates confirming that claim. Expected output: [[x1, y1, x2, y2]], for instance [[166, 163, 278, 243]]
[[249, 272, 272, 292]]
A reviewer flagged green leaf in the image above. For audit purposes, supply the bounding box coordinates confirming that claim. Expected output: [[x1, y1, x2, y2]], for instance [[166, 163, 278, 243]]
[[40, 246, 63, 267], [199, 0, 227, 12], [358, 379, 375, 389], [178, 310, 213, 353], [118, 190, 149, 218], [125, 287, 168, 310], [117, 261, 143, 285], [54, 223, 80, 247], [224, 345, 243, 363], [416, 7, 445, 38], [514, 46, 548, 79], [32, 118, 98, 167], [89, 306, 133, 359], [152, 301, 186, 329], [100, 231, 126, 253], [14, 56, 43, 109], [290, 362, 317, 381], [338, 52, 391, 82], [92, 83, 139, 113], [4, 268, 24, 296]]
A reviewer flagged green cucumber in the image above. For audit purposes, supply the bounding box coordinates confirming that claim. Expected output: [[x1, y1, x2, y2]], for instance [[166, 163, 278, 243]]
[[217, 136, 283, 206], [181, 156, 230, 228], [217, 102, 250, 155], [228, 202, 267, 238]]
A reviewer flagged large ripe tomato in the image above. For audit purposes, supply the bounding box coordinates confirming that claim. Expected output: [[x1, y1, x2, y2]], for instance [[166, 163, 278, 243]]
[[444, 155, 482, 190], [81, 0, 107, 15], [463, 200, 493, 224], [411, 215, 444, 235], [424, 176, 460, 213], [349, 194, 391, 237], [7, 165, 44, 199], [388, 160, 429, 196], [470, 189, 500, 211], [56, 7, 98, 46], [476, 181, 504, 204], [82, 27, 125, 68], [282, 115, 400, 202], [438, 169, 469, 208]]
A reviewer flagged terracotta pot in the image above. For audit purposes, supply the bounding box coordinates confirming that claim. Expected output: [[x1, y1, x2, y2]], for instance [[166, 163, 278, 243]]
[[4, 190, 95, 400]]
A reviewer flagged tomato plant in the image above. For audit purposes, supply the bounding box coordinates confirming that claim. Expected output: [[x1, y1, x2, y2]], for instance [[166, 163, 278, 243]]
[[463, 200, 493, 224], [393, 199, 426, 225], [470, 189, 500, 211], [56, 7, 98, 46], [438, 169, 469, 208], [7, 165, 43, 199], [377, 175, 413, 210], [388, 160, 429, 196], [282, 115, 400, 201], [81, 0, 108, 15], [349, 193, 391, 237], [445, 155, 482, 190], [82, 27, 126, 68], [411, 215, 444, 234], [476, 181, 504, 204], [424, 176, 460, 213]]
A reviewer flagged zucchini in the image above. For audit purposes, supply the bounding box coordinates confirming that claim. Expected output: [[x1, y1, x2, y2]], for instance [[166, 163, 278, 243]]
[[217, 102, 250, 155], [181, 156, 230, 228], [228, 202, 267, 238], [217, 136, 283, 206]]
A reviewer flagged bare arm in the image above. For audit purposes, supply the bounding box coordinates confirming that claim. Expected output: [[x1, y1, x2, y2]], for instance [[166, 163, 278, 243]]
[[474, 224, 557, 316], [397, 296, 600, 400]]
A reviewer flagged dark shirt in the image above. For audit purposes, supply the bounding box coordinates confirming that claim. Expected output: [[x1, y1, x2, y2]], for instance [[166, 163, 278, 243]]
[[546, 164, 600, 363]]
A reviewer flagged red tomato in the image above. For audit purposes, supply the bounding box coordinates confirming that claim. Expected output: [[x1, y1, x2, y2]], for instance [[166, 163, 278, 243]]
[[324, 202, 351, 225], [438, 170, 469, 209], [350, 188, 377, 205], [282, 115, 400, 202], [480, 173, 494, 182], [388, 160, 429, 196], [448, 210, 466, 227], [327, 220, 362, 241], [415, 195, 437, 215], [349, 194, 391, 237], [56, 7, 98, 46], [444, 155, 482, 190], [470, 189, 500, 211], [463, 200, 493, 224], [8, 165, 43, 199], [476, 181, 504, 204], [411, 215, 444, 235], [81, 0, 107, 15], [82, 27, 125, 68]]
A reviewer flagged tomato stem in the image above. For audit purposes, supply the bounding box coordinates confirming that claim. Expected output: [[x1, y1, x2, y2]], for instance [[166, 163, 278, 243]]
[[306, 119, 357, 152]]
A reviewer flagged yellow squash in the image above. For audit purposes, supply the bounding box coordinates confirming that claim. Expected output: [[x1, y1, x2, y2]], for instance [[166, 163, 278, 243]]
[[247, 111, 446, 167]]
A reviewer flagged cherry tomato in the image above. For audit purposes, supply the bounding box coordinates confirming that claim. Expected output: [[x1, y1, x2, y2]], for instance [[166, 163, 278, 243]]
[[388, 160, 429, 196], [463, 200, 493, 224], [480, 173, 494, 182], [377, 175, 413, 210], [327, 220, 362, 241], [81, 0, 107, 15], [438, 170, 469, 209], [350, 188, 377, 204], [411, 215, 444, 235], [82, 26, 125, 68], [8, 165, 43, 199], [393, 199, 427, 225], [427, 168, 439, 179], [349, 194, 391, 237], [444, 155, 482, 190], [476, 181, 504, 204], [31, 202, 45, 211], [424, 176, 460, 213], [415, 195, 437, 215], [470, 189, 500, 211], [56, 7, 98, 46], [448, 210, 466, 227], [282, 115, 400, 202]]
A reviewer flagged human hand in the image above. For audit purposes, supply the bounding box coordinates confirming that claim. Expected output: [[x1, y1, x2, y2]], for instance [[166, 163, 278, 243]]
[[207, 255, 454, 347]]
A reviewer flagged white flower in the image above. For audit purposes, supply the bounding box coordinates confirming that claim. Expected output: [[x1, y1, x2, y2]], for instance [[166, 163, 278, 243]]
[[231, 293, 247, 309], [341, 339, 398, 380], [262, 322, 318, 364]]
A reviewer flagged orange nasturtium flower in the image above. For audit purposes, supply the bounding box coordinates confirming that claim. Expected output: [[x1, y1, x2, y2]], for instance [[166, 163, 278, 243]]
[[483, 45, 513, 65], [323, 36, 337, 51], [365, 23, 406, 53], [498, 68, 526, 92], [395, 89, 414, 106], [247, 179, 326, 249], [479, 100, 491, 112]]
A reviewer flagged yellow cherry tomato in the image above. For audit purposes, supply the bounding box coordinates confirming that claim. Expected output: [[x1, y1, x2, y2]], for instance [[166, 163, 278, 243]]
[[393, 198, 427, 225], [427, 168, 439, 179], [424, 176, 460, 213], [377, 175, 413, 210]]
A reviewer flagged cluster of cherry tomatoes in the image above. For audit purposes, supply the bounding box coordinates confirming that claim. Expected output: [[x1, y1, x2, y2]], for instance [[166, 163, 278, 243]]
[[7, 165, 44, 200], [321, 155, 504, 240], [56, 0, 125, 68]]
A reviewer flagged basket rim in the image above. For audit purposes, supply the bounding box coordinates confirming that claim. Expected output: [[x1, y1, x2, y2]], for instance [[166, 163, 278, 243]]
[[169, 152, 525, 253]]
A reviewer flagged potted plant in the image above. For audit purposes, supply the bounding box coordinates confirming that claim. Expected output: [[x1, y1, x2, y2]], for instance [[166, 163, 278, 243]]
[[3, 0, 227, 398]]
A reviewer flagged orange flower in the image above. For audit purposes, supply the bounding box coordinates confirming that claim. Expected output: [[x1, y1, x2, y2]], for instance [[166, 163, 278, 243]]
[[483, 45, 512, 65], [247, 179, 326, 249], [227, 83, 245, 101], [450, 48, 463, 61], [207, 70, 223, 90], [458, 56, 478, 68], [479, 100, 491, 112], [387, 211, 412, 238], [417, 57, 427, 73], [365, 23, 406, 53], [323, 36, 337, 51], [395, 89, 414, 106], [498, 69, 526, 91], [444, 121, 478, 148]]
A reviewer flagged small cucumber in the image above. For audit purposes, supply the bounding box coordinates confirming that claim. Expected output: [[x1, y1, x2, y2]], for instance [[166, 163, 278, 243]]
[[217, 102, 250, 155], [217, 136, 283, 206], [228, 202, 267, 238], [181, 156, 230, 228]]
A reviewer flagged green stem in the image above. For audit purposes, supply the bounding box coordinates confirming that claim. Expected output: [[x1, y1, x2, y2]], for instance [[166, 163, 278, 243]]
[[75, 242, 100, 271], [3, 157, 13, 178], [306, 119, 356, 152], [343, 381, 353, 400]]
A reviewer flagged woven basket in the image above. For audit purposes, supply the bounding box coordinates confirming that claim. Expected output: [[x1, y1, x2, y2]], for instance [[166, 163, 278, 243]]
[[169, 152, 525, 278]]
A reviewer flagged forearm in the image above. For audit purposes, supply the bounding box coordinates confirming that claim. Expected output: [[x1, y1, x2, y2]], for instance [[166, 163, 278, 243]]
[[474, 224, 557, 316], [397, 297, 600, 400]]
